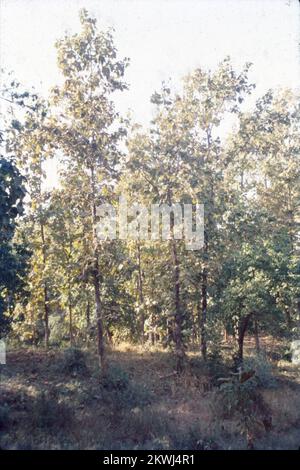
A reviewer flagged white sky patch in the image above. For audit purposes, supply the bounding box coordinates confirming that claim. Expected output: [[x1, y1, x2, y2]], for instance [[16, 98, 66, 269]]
[[0, 0, 299, 187]]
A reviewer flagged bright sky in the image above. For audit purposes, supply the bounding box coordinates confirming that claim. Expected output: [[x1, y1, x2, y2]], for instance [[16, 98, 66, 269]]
[[0, 0, 299, 184]]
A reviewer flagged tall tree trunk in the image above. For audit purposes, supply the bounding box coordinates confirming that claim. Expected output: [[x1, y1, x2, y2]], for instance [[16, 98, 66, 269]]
[[192, 305, 198, 344], [224, 327, 228, 343], [43, 285, 50, 349], [137, 241, 144, 343], [285, 308, 292, 330], [197, 299, 201, 344], [92, 257, 106, 371], [166, 191, 185, 372], [40, 222, 50, 349], [67, 237, 74, 346], [237, 313, 254, 365], [86, 299, 91, 345], [86, 299, 90, 329], [68, 303, 73, 346], [68, 284, 73, 346], [90, 163, 106, 372], [200, 229, 208, 360], [200, 268, 208, 360], [68, 268, 74, 346], [170, 236, 185, 372], [199, 127, 213, 361]]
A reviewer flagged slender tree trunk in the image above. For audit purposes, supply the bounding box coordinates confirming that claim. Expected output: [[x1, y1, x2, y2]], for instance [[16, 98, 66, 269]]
[[137, 241, 144, 343], [192, 306, 198, 344], [165, 190, 185, 372], [86, 299, 91, 345], [90, 163, 106, 372], [43, 285, 50, 349], [199, 128, 213, 361], [200, 268, 208, 360], [170, 235, 185, 372], [224, 327, 228, 343], [68, 286, 73, 346], [86, 299, 90, 329], [197, 299, 201, 344], [285, 308, 292, 330], [69, 301, 74, 346], [67, 237, 73, 346], [237, 313, 254, 365], [237, 329, 245, 366], [199, 229, 208, 360], [92, 260, 106, 371], [68, 303, 73, 346], [40, 222, 50, 349], [30, 307, 38, 346]]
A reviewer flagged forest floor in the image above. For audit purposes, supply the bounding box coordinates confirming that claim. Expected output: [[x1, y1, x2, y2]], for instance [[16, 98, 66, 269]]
[[0, 337, 300, 450]]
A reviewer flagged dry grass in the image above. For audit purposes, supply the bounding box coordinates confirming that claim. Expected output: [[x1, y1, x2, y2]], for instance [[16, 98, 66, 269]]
[[0, 339, 299, 450]]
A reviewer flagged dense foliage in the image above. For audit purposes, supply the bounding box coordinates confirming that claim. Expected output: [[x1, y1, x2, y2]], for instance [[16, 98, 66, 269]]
[[0, 157, 29, 336], [0, 10, 299, 372]]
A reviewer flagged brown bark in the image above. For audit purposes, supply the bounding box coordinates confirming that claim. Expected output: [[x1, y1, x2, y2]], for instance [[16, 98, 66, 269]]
[[170, 228, 185, 372], [200, 268, 208, 360], [68, 298, 74, 346], [237, 312, 255, 364], [224, 328, 228, 343], [137, 241, 144, 343], [285, 308, 292, 330], [199, 229, 208, 360], [40, 222, 50, 349], [67, 239, 73, 346], [90, 163, 106, 373], [86, 300, 90, 329], [85, 299, 91, 345], [92, 261, 106, 371]]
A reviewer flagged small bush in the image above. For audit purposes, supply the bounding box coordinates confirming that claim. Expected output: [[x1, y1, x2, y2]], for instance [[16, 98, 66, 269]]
[[212, 373, 272, 448], [101, 364, 130, 391], [30, 391, 73, 432], [122, 407, 169, 445], [213, 379, 256, 420], [59, 348, 89, 376], [243, 353, 277, 389], [100, 365, 152, 411]]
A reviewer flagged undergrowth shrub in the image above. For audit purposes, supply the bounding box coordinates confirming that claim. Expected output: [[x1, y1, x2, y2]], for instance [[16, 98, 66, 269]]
[[30, 391, 73, 431], [170, 426, 218, 450], [121, 407, 169, 445], [212, 372, 272, 448], [214, 378, 258, 420], [189, 355, 227, 386], [101, 364, 130, 391], [100, 364, 152, 411], [58, 348, 89, 376], [112, 414, 219, 450], [243, 353, 277, 389]]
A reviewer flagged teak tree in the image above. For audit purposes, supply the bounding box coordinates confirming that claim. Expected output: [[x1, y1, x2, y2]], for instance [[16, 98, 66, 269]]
[[50, 10, 129, 371]]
